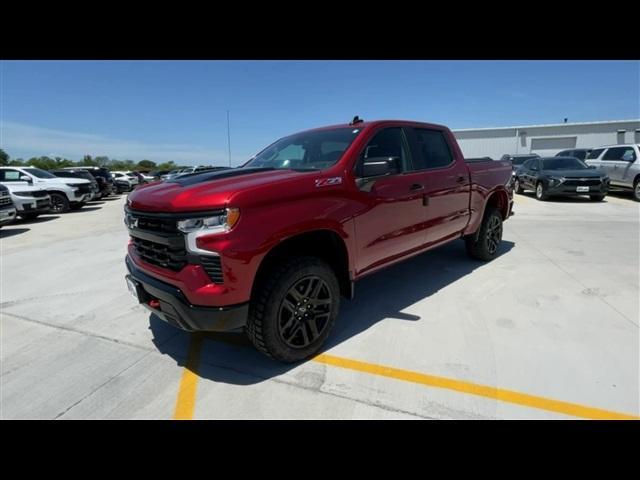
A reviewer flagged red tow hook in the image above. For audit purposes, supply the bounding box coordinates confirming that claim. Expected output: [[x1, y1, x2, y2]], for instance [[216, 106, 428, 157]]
[[148, 299, 161, 310]]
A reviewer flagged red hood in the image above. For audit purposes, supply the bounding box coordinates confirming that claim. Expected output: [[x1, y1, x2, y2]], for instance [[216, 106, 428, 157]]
[[127, 168, 310, 212]]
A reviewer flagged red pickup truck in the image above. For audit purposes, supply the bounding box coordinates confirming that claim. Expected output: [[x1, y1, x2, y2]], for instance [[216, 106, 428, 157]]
[[125, 119, 513, 362]]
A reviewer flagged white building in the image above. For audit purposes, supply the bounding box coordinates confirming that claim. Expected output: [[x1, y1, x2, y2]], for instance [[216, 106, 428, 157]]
[[453, 119, 640, 159]]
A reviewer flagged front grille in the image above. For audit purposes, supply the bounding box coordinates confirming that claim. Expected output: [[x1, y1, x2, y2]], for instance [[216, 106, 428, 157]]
[[563, 178, 601, 186], [36, 199, 50, 208], [0, 195, 11, 207], [77, 184, 92, 194], [31, 190, 49, 198], [131, 237, 187, 271], [200, 256, 224, 283]]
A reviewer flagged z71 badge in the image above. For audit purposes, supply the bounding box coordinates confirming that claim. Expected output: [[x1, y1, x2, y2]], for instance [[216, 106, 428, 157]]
[[315, 177, 343, 187]]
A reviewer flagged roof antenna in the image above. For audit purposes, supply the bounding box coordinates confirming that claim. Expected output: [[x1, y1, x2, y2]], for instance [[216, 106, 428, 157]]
[[350, 115, 363, 125]]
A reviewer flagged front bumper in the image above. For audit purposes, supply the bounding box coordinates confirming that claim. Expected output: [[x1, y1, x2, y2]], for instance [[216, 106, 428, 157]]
[[546, 183, 609, 196], [15, 197, 51, 214], [0, 207, 17, 225], [125, 255, 248, 332]]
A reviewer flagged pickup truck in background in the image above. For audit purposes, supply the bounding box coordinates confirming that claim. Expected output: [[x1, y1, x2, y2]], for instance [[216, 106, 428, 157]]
[[125, 119, 513, 362]]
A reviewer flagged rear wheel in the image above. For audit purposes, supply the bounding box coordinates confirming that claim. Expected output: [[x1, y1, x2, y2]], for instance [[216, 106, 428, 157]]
[[590, 195, 605, 202], [634, 178, 640, 202], [465, 208, 503, 261], [535, 182, 548, 201], [514, 178, 524, 194], [49, 193, 70, 213], [246, 256, 340, 363]]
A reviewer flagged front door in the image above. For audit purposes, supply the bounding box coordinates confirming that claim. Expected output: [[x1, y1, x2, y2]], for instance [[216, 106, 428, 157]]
[[353, 127, 428, 274]]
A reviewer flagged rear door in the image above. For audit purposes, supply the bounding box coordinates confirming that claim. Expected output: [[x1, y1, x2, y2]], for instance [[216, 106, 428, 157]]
[[585, 148, 606, 174], [407, 127, 471, 246], [353, 127, 429, 274], [602, 146, 637, 185]]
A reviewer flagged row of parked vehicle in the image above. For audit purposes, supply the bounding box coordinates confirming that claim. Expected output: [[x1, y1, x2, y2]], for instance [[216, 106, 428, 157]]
[[0, 166, 147, 228], [500, 143, 640, 202]]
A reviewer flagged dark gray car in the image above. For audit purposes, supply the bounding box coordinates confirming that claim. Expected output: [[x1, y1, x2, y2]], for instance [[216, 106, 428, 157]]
[[514, 156, 610, 201]]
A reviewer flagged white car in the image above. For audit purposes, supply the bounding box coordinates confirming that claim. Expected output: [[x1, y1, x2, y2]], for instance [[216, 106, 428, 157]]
[[111, 171, 139, 187], [0, 166, 93, 213], [0, 184, 17, 227], [3, 183, 52, 220]]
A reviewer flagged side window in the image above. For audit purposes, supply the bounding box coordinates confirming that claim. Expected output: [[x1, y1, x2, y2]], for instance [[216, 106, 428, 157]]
[[0, 169, 22, 181], [412, 129, 454, 170], [603, 147, 636, 161], [357, 127, 410, 176], [586, 148, 604, 160], [522, 159, 534, 170]]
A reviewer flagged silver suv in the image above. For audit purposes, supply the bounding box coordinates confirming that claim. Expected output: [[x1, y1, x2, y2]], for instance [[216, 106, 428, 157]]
[[585, 144, 640, 201]]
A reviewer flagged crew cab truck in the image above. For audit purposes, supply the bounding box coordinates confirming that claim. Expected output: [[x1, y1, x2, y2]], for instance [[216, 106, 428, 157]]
[[125, 119, 513, 362], [0, 166, 92, 213]]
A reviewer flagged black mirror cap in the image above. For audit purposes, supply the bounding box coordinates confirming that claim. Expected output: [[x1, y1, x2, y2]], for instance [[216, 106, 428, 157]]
[[362, 156, 400, 178]]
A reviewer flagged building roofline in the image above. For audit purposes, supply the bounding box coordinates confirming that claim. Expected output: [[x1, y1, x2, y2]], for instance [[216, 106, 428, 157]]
[[453, 119, 640, 132]]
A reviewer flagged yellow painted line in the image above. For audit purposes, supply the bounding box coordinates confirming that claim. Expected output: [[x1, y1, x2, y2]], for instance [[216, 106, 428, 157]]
[[313, 353, 639, 420], [173, 334, 204, 420]]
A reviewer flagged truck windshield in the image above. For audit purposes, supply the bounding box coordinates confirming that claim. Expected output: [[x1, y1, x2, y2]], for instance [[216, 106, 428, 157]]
[[243, 127, 362, 171], [542, 157, 588, 170], [23, 168, 57, 179]]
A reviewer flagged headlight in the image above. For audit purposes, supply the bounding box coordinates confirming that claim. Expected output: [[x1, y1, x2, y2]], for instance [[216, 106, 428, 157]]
[[548, 176, 565, 187], [177, 208, 240, 234], [602, 176, 610, 183], [13, 191, 35, 197]]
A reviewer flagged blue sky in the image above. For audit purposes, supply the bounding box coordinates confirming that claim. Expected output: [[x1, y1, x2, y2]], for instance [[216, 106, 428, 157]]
[[2, 60, 638, 166]]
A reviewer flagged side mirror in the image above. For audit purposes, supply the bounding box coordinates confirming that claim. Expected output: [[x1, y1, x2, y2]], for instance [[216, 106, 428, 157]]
[[362, 156, 399, 178], [588, 165, 597, 169], [19, 175, 33, 184]]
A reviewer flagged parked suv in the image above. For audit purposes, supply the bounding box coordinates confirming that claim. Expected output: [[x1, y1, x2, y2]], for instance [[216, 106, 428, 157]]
[[555, 148, 592, 161], [111, 171, 139, 188], [585, 144, 640, 201], [514, 156, 609, 201], [125, 119, 513, 362], [3, 184, 52, 219], [51, 169, 101, 200], [0, 184, 17, 227], [0, 166, 92, 213], [66, 166, 114, 197]]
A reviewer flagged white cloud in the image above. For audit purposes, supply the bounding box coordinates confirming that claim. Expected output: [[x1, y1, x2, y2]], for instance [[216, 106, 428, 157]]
[[0, 121, 233, 165]]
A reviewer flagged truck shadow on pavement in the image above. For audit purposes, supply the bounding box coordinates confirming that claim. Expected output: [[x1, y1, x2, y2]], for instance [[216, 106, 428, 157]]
[[0, 227, 30, 238], [149, 239, 515, 385]]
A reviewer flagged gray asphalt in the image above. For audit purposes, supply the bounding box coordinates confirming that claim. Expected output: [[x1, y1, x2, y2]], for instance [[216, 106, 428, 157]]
[[1, 191, 638, 419]]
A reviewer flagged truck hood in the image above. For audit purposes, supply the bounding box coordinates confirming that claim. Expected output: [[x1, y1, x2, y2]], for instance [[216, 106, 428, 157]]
[[2, 184, 49, 194], [128, 167, 314, 212]]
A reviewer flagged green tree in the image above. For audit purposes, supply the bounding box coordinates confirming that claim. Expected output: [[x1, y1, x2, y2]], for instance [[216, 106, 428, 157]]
[[27, 156, 57, 170], [157, 161, 177, 171], [80, 155, 97, 166], [0, 149, 8, 166], [137, 159, 156, 170], [9, 158, 25, 166]]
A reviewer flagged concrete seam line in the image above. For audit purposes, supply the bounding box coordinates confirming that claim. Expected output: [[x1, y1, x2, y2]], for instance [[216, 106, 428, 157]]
[[173, 334, 204, 420], [312, 353, 640, 420]]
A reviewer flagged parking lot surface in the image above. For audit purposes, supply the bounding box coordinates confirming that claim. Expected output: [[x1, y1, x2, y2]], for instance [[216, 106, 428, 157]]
[[1, 192, 638, 419]]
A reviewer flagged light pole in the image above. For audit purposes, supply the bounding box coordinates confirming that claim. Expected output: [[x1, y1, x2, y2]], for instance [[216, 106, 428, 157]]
[[227, 110, 231, 167]]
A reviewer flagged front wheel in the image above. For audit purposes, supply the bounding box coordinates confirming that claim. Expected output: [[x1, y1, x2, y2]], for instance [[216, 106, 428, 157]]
[[465, 208, 503, 261], [634, 178, 640, 202], [49, 193, 70, 213], [535, 182, 548, 201], [246, 257, 340, 363], [514, 178, 524, 194]]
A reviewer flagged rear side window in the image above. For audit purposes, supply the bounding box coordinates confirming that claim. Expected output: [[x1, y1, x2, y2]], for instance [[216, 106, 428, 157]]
[[412, 129, 453, 170], [602, 147, 637, 161], [586, 148, 604, 159]]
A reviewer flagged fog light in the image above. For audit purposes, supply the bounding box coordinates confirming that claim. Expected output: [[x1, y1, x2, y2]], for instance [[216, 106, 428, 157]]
[[148, 299, 160, 309]]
